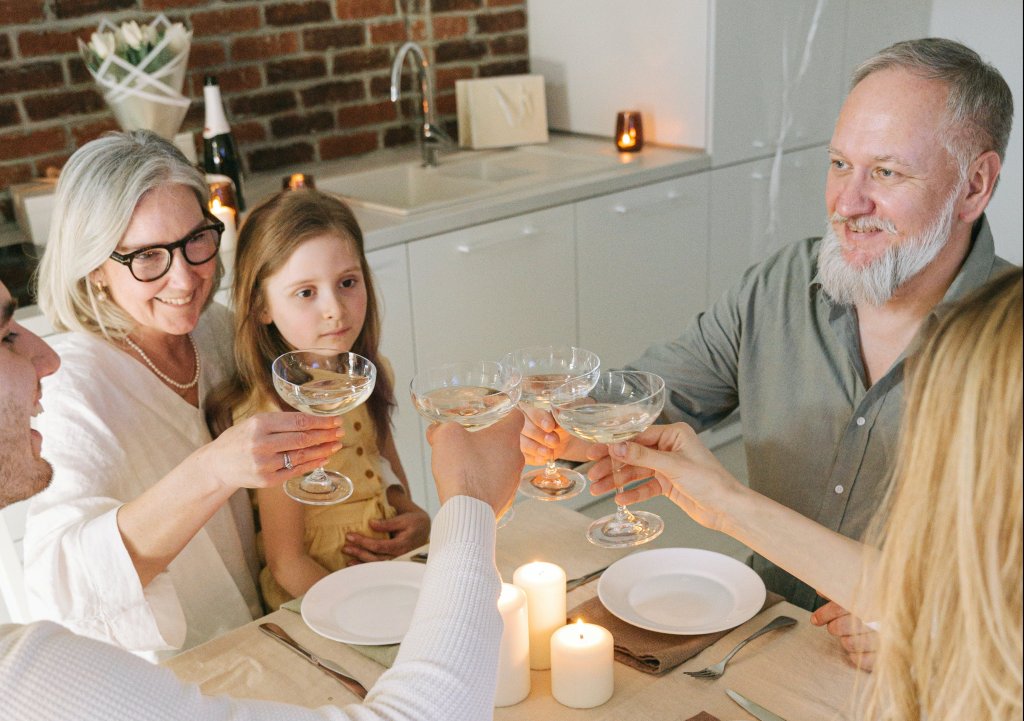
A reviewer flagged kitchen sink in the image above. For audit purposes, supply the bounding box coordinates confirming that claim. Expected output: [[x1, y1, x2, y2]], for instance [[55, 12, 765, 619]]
[[317, 146, 620, 215]]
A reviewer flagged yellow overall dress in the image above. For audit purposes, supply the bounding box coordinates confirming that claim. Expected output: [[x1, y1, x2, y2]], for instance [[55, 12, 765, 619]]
[[234, 389, 395, 611]]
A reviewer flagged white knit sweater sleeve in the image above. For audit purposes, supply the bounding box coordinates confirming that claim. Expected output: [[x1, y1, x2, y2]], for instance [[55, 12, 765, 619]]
[[0, 496, 501, 721]]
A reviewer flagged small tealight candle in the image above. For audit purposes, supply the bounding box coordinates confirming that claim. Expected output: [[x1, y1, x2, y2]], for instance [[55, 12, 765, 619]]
[[615, 111, 644, 152], [512, 561, 566, 670], [550, 619, 614, 709], [209, 196, 237, 263], [494, 583, 530, 707]]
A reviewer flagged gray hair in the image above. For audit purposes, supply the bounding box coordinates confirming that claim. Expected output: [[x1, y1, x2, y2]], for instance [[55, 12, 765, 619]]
[[852, 38, 1014, 179], [35, 130, 215, 339]]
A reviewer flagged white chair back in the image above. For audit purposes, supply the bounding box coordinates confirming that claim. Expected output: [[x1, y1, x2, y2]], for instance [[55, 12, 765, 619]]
[[0, 500, 31, 623]]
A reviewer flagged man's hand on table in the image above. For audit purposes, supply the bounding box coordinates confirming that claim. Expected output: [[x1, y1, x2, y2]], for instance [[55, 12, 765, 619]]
[[811, 600, 878, 671], [427, 409, 526, 518]]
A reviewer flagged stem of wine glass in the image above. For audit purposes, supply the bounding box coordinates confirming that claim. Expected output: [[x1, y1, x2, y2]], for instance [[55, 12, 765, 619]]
[[301, 466, 333, 492], [543, 458, 560, 477], [611, 460, 639, 523]]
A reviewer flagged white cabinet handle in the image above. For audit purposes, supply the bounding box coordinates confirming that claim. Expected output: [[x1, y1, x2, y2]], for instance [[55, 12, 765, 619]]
[[612, 190, 681, 214], [456, 225, 539, 253]]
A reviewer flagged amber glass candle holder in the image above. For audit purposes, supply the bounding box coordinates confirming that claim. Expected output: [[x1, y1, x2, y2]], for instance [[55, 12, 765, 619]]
[[282, 172, 316, 191], [615, 111, 644, 152], [207, 174, 238, 213]]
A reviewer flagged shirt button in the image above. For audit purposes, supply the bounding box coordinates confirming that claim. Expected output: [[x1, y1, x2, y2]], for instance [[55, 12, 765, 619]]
[[835, 484, 844, 494], [856, 417, 866, 426]]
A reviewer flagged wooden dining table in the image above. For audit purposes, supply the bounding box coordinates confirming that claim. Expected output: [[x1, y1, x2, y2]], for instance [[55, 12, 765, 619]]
[[164, 500, 861, 720]]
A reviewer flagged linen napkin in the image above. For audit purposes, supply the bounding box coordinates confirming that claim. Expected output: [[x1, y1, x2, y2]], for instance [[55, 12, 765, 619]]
[[281, 597, 400, 668], [567, 591, 784, 675]]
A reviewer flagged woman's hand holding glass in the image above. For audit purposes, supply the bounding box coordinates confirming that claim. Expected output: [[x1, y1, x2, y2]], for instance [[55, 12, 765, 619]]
[[584, 422, 744, 532], [199, 411, 343, 491], [551, 370, 666, 547]]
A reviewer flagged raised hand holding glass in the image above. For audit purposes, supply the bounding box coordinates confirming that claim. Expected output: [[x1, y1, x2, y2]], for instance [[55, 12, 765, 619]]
[[272, 350, 376, 505], [503, 346, 600, 501], [551, 370, 666, 547]]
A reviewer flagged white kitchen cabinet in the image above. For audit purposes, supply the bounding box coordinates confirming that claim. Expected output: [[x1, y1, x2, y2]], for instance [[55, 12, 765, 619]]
[[709, 0, 847, 166], [576, 174, 710, 369], [366, 244, 431, 512], [407, 205, 577, 370], [707, 145, 828, 301]]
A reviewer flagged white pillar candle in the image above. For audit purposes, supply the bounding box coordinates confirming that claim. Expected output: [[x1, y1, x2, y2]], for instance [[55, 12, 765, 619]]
[[494, 583, 530, 707], [512, 561, 566, 670], [550, 619, 614, 709], [209, 197, 237, 261]]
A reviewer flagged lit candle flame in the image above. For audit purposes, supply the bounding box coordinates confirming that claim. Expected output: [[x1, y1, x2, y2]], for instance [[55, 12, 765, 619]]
[[619, 132, 634, 147]]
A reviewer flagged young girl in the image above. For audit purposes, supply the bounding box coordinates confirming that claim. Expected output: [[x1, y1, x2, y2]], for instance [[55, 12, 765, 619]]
[[208, 190, 430, 611]]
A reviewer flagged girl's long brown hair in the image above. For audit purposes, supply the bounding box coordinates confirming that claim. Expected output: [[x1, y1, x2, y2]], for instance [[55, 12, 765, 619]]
[[206, 190, 395, 445]]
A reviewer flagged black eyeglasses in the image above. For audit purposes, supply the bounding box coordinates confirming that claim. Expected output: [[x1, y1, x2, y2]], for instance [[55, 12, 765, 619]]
[[110, 214, 224, 282]]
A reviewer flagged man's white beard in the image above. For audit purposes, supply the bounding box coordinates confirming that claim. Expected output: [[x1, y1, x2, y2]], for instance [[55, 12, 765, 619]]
[[817, 182, 962, 307]]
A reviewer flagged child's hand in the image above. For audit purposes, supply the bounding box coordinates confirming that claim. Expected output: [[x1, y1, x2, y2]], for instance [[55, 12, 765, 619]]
[[343, 489, 431, 563]]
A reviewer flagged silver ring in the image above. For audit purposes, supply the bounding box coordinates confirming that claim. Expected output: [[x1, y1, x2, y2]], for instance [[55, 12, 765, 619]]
[[282, 452, 293, 471]]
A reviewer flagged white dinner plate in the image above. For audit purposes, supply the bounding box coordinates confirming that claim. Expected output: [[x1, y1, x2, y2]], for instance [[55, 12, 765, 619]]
[[301, 561, 426, 645], [597, 548, 765, 635]]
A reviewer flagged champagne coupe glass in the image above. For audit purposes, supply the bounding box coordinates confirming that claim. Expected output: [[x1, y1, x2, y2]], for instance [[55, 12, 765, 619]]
[[502, 346, 600, 501], [410, 360, 523, 526], [551, 371, 666, 548], [272, 350, 376, 505]]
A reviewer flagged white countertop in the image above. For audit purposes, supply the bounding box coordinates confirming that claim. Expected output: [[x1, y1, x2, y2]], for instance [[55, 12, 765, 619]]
[[247, 133, 709, 252]]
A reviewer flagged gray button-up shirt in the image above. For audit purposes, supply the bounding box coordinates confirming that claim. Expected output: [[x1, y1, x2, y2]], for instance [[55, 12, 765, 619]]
[[630, 216, 1010, 609]]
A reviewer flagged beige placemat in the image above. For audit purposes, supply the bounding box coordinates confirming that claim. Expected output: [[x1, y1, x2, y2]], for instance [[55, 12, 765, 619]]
[[568, 591, 784, 675], [282, 597, 400, 668]]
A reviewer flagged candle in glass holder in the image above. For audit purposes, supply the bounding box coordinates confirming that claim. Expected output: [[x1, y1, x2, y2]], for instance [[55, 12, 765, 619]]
[[494, 583, 530, 707], [550, 619, 614, 708], [512, 561, 566, 670], [615, 111, 644, 152], [283, 172, 316, 190]]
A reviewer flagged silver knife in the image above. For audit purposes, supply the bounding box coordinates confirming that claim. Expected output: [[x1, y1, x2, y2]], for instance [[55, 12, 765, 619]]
[[566, 564, 611, 591], [259, 622, 369, 699], [725, 689, 787, 721]]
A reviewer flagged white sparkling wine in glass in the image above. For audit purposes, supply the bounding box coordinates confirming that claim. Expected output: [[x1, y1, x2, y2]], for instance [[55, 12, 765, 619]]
[[552, 403, 658, 444], [271, 351, 376, 506], [275, 369, 374, 416], [519, 373, 574, 410], [413, 385, 517, 431], [551, 370, 666, 548]]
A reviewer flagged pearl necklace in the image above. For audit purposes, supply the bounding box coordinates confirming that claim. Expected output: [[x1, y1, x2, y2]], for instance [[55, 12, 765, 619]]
[[123, 333, 201, 391]]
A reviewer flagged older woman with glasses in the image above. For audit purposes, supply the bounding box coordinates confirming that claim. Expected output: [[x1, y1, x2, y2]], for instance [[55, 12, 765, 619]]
[[25, 131, 343, 661]]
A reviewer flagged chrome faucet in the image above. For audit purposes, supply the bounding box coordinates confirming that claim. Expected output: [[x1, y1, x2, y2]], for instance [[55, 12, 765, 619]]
[[390, 41, 451, 167]]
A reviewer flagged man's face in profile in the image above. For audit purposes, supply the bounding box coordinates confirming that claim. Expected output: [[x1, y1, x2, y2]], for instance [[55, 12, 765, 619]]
[[0, 281, 60, 508]]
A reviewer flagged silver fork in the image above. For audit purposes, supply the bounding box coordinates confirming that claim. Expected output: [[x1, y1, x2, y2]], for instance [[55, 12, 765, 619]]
[[683, 615, 797, 679]]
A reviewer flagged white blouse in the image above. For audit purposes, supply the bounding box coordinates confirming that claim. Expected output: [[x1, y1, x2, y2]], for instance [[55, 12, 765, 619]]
[[23, 304, 261, 661]]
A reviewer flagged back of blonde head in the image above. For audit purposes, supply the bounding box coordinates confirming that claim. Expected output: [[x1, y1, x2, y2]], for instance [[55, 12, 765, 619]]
[[864, 269, 1023, 720], [35, 130, 210, 338]]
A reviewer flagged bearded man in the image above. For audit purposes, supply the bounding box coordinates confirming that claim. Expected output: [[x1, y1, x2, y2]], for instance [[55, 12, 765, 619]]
[[519, 38, 1014, 669]]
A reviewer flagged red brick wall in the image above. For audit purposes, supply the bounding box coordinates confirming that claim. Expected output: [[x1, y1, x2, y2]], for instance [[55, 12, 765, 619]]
[[0, 0, 529, 224]]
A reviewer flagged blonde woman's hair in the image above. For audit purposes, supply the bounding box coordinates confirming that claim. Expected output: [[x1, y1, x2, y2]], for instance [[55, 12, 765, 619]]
[[35, 130, 215, 339], [863, 268, 1023, 720], [206, 190, 395, 445]]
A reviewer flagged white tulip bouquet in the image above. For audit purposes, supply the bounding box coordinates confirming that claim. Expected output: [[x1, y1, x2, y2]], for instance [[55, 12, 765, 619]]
[[78, 15, 193, 139]]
